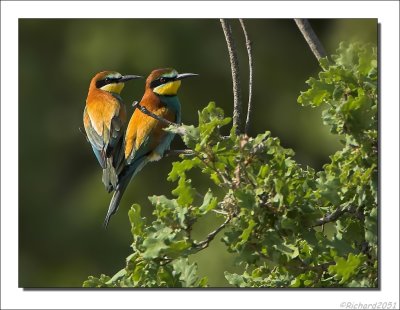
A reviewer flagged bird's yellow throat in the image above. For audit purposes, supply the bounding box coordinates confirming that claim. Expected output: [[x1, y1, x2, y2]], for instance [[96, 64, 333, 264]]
[[153, 80, 181, 96], [101, 83, 125, 94]]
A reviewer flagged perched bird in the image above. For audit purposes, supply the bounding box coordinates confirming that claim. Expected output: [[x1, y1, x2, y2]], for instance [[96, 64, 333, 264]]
[[83, 71, 142, 192], [104, 68, 198, 227]]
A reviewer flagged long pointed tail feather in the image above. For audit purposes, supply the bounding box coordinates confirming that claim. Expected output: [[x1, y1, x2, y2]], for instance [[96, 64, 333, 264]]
[[102, 137, 125, 192], [103, 156, 149, 229], [103, 180, 129, 228], [102, 158, 118, 193]]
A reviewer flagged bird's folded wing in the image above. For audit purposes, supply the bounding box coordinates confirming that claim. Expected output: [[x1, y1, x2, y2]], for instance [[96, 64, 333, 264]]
[[125, 107, 175, 165], [83, 107, 106, 168]]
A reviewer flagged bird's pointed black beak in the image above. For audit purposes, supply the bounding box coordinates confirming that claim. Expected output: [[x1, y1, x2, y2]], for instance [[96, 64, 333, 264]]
[[176, 73, 199, 81], [120, 75, 143, 82]]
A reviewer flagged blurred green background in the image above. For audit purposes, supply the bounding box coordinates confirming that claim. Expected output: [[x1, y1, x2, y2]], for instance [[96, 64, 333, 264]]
[[19, 19, 376, 287]]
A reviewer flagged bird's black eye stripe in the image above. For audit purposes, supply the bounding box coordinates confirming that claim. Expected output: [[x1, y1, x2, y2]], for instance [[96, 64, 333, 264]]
[[150, 76, 175, 89], [96, 77, 120, 88]]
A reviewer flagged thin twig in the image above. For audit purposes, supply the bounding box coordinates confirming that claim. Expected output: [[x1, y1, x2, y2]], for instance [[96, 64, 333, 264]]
[[313, 205, 355, 227], [133, 101, 178, 127], [212, 209, 229, 215], [133, 101, 191, 137], [220, 19, 243, 135], [159, 257, 173, 266], [164, 149, 195, 157], [239, 19, 254, 135], [196, 153, 230, 187], [193, 216, 231, 250], [294, 19, 327, 61]]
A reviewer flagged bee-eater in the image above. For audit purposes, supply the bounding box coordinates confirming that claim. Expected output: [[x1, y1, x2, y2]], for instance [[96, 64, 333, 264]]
[[83, 71, 142, 192], [104, 68, 198, 227]]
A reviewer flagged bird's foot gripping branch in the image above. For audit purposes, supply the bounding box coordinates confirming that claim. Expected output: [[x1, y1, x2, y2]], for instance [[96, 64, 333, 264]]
[[84, 42, 377, 288]]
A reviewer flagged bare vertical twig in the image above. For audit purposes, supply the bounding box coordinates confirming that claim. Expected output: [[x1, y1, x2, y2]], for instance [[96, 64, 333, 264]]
[[239, 19, 254, 135], [220, 19, 243, 134], [294, 19, 327, 61]]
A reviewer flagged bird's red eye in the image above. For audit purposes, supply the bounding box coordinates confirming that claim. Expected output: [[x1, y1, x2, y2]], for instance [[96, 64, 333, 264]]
[[159, 77, 165, 83]]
